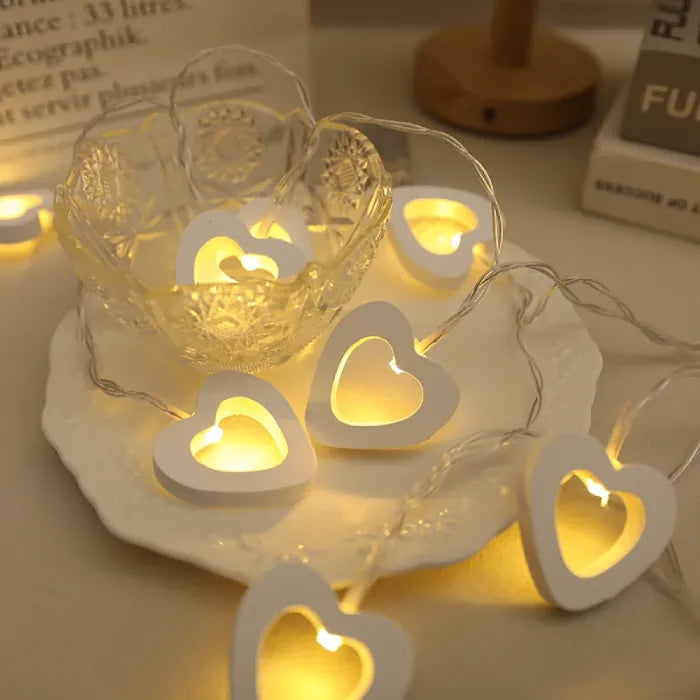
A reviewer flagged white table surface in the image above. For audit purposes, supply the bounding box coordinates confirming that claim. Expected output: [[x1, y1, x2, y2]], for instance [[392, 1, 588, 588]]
[[3, 26, 700, 700]]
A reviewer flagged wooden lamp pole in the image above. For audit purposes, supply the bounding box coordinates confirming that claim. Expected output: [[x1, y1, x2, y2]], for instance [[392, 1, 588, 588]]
[[414, 0, 600, 135]]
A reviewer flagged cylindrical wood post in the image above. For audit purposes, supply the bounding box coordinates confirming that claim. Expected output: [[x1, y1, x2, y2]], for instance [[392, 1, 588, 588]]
[[414, 0, 599, 135], [488, 0, 539, 67]]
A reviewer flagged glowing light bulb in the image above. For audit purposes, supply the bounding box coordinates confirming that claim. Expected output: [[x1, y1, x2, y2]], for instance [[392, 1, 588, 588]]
[[584, 477, 610, 507], [0, 194, 41, 220], [240, 254, 259, 272], [388, 357, 404, 375], [204, 425, 224, 444], [450, 232, 462, 250], [316, 627, 342, 652], [249, 220, 292, 243]]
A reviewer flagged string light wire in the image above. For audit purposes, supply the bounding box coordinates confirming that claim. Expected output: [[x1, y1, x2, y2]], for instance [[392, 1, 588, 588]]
[[72, 71, 700, 620]]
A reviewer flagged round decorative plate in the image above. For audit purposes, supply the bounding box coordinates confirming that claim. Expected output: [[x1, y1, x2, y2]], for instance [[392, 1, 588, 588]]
[[42, 240, 602, 587]]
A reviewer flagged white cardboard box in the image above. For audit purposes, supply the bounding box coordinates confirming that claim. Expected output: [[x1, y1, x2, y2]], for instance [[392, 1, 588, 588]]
[[582, 91, 700, 242]]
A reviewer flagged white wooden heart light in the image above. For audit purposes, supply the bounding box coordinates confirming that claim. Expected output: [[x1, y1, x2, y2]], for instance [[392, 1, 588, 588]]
[[0, 190, 52, 246], [389, 185, 493, 290], [305, 301, 460, 449], [230, 562, 413, 699], [237, 196, 314, 259], [175, 208, 308, 285], [518, 433, 677, 611], [153, 372, 316, 506]]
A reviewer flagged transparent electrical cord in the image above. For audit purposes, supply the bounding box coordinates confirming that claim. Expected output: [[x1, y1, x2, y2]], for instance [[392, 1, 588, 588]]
[[79, 256, 700, 617], [342, 295, 700, 615], [606, 365, 700, 622], [70, 66, 700, 618], [342, 279, 545, 613], [421, 257, 700, 355], [78, 284, 189, 421], [167, 44, 315, 202], [275, 111, 506, 264]]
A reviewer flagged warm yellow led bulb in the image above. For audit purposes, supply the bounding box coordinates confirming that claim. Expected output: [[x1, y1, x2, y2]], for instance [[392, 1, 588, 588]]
[[204, 425, 224, 444], [316, 627, 343, 652], [388, 357, 405, 375], [0, 194, 42, 220], [450, 232, 462, 250], [584, 477, 610, 507], [240, 254, 260, 272], [249, 220, 292, 243]]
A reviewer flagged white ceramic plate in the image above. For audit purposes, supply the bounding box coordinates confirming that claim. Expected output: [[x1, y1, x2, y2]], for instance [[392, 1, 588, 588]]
[[42, 240, 602, 586]]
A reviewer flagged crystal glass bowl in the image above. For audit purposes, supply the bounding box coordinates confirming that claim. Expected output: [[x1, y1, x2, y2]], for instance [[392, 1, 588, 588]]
[[54, 92, 390, 373]]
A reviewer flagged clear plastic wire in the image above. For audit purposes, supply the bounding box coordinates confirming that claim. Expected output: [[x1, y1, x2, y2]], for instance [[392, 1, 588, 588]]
[[421, 259, 700, 355], [77, 285, 189, 421], [341, 279, 544, 613], [606, 364, 700, 479], [605, 364, 700, 622], [645, 543, 700, 625], [73, 96, 170, 160], [276, 111, 505, 264], [72, 57, 700, 620], [167, 44, 315, 201]]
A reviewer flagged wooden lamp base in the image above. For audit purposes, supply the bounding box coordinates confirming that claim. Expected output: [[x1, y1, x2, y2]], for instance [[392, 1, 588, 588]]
[[414, 25, 600, 136]]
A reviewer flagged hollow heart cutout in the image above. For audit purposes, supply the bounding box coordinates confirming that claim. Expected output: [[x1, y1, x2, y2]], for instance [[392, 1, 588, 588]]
[[305, 301, 460, 448], [332, 336, 424, 426], [389, 185, 493, 290], [259, 609, 368, 698], [190, 396, 288, 473], [153, 372, 316, 507], [237, 196, 314, 259], [230, 562, 413, 700], [174, 208, 308, 285], [518, 433, 677, 611]]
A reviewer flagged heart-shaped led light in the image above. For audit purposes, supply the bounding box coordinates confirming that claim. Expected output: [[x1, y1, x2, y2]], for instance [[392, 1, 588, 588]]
[[175, 209, 308, 285], [0, 190, 52, 247], [230, 562, 413, 700], [153, 372, 316, 506], [305, 301, 460, 448], [518, 433, 677, 611], [389, 185, 493, 290], [237, 196, 314, 259]]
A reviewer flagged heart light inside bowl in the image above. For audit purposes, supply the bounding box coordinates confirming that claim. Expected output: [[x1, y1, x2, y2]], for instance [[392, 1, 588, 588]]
[[193, 236, 280, 284], [175, 209, 308, 286], [238, 196, 314, 259]]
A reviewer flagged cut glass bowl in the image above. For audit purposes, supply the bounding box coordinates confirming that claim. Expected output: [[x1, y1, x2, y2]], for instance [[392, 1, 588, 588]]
[[54, 93, 390, 373]]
